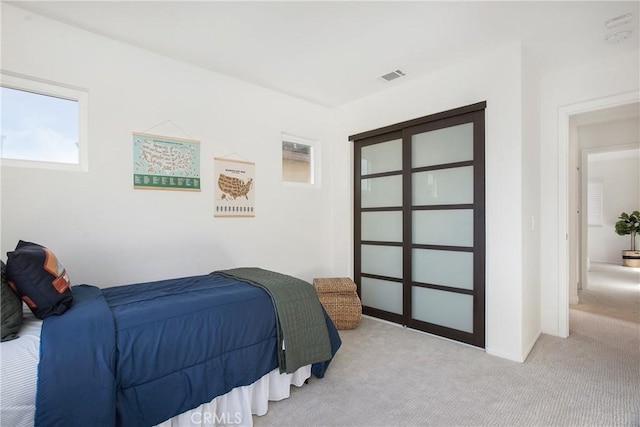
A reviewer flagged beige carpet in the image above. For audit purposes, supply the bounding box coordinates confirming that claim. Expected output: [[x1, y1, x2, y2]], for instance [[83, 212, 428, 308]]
[[570, 262, 640, 324], [254, 310, 640, 426]]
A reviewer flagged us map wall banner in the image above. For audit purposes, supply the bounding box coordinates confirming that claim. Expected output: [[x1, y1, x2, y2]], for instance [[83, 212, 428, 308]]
[[214, 157, 255, 217], [133, 132, 201, 191]]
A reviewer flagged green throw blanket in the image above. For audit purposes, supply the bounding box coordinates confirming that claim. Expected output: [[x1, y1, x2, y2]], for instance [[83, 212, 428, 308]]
[[214, 267, 332, 374]]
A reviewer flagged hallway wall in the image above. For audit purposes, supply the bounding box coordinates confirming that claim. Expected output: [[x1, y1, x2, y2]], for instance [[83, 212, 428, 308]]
[[587, 152, 640, 263]]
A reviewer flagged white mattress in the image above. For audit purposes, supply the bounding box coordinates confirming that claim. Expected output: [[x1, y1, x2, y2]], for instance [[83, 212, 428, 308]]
[[0, 310, 310, 427]]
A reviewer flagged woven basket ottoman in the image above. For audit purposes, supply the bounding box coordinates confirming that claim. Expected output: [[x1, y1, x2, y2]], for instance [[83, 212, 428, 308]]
[[313, 277, 362, 330]]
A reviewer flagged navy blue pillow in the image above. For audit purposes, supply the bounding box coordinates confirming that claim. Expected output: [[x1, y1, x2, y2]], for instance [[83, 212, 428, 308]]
[[6, 241, 73, 319]]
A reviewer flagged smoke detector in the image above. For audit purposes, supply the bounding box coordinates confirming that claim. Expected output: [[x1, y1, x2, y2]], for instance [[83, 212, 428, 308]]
[[605, 30, 632, 44], [379, 69, 406, 82], [605, 13, 632, 29], [604, 12, 634, 44]]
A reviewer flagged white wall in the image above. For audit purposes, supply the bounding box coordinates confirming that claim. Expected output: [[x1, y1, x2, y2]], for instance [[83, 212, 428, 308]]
[[0, 4, 336, 286], [539, 50, 640, 336], [333, 43, 529, 361], [587, 154, 640, 263], [520, 51, 542, 357], [579, 117, 640, 150]]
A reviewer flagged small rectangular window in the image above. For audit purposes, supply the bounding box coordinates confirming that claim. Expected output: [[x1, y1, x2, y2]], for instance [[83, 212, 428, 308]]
[[1, 71, 88, 171], [282, 133, 319, 187], [283, 141, 312, 183]]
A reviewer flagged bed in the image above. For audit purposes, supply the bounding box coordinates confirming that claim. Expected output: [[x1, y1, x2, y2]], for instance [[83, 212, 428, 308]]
[[0, 266, 341, 427]]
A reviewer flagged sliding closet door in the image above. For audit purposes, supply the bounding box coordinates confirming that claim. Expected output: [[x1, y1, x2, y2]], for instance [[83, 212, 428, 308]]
[[405, 112, 485, 347], [352, 102, 485, 348], [355, 131, 404, 324]]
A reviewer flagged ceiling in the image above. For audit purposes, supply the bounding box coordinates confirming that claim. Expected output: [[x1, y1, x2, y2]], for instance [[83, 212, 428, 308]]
[[5, 1, 640, 107]]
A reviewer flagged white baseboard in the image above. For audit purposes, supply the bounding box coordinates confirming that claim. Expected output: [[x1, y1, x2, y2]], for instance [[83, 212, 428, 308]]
[[485, 347, 524, 363]]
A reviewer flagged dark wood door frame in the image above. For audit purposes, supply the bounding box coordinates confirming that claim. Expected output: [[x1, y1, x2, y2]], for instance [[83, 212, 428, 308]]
[[351, 102, 486, 348]]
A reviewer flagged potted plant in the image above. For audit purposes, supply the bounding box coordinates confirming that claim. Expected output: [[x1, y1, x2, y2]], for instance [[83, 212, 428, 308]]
[[615, 211, 640, 267]]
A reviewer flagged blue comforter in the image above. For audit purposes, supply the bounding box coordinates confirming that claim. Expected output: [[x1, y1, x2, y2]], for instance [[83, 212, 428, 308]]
[[35, 273, 341, 426]]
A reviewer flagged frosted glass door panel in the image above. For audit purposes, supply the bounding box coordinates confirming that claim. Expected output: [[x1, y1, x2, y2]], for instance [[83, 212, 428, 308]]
[[362, 211, 402, 242], [361, 277, 402, 314], [412, 287, 473, 333], [361, 175, 402, 208], [413, 167, 473, 206], [361, 245, 402, 279], [361, 139, 402, 175], [412, 123, 473, 168], [412, 210, 473, 247], [413, 249, 473, 289]]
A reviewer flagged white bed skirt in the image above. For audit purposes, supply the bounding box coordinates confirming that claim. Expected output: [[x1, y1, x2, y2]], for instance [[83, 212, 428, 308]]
[[156, 365, 311, 427]]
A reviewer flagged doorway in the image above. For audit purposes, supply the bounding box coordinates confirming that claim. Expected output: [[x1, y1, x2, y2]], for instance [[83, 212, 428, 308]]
[[562, 96, 640, 332]]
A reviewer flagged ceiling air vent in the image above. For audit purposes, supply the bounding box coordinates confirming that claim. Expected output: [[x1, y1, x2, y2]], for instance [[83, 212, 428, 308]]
[[380, 69, 406, 82]]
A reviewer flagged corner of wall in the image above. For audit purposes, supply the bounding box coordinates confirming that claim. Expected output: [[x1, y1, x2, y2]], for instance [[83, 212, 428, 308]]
[[520, 48, 543, 357], [521, 329, 542, 362]]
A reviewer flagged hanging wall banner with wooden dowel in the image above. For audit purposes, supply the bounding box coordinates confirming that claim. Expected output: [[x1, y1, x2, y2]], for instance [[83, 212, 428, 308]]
[[214, 157, 255, 217], [133, 132, 201, 191]]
